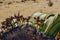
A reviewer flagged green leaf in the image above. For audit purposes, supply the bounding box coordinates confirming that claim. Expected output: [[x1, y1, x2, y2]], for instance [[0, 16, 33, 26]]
[[48, 22, 60, 37]]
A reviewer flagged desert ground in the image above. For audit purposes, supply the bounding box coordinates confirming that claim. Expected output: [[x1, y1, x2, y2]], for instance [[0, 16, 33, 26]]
[[0, 0, 60, 22]]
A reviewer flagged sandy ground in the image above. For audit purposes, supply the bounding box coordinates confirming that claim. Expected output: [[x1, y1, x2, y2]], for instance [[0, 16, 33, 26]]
[[0, 0, 60, 38], [0, 0, 60, 23]]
